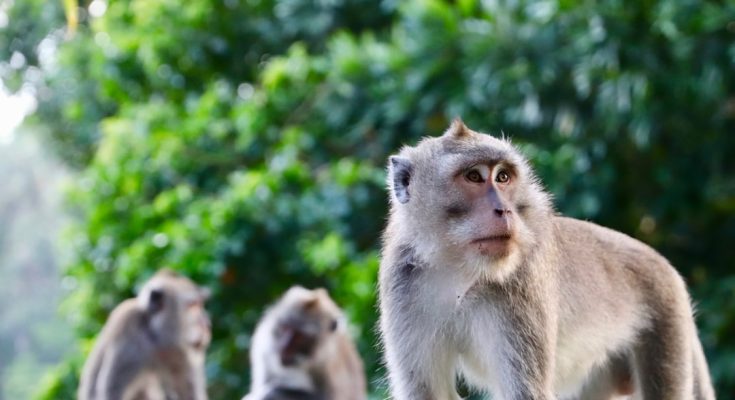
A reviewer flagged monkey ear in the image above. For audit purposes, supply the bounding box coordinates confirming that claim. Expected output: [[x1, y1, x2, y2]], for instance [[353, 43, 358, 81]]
[[444, 118, 471, 139], [329, 318, 339, 332], [389, 156, 412, 204], [146, 288, 165, 313]]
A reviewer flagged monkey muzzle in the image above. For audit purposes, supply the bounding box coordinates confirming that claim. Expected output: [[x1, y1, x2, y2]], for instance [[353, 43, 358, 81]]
[[472, 234, 513, 256], [277, 326, 318, 366]]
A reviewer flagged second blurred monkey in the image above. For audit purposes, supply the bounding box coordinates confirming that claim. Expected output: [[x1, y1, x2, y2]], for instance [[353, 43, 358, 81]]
[[244, 287, 366, 400]]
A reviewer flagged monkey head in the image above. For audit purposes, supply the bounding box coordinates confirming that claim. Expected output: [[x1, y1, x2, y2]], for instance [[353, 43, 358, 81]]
[[271, 286, 343, 367], [137, 269, 211, 349], [387, 119, 552, 281]]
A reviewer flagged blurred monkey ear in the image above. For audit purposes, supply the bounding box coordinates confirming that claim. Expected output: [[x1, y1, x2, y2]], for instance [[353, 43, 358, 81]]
[[146, 288, 165, 313], [389, 156, 412, 204]]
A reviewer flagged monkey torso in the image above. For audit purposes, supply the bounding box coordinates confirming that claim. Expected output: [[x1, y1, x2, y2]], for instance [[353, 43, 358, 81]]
[[379, 214, 708, 399], [550, 216, 677, 396]]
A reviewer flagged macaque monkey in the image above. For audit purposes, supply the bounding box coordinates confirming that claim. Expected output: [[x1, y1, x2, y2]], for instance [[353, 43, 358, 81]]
[[379, 120, 715, 400], [244, 286, 366, 400], [78, 269, 211, 400]]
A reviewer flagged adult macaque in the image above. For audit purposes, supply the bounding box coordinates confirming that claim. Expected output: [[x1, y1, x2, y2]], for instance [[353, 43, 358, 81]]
[[379, 120, 715, 400], [78, 269, 210, 400], [244, 286, 366, 400]]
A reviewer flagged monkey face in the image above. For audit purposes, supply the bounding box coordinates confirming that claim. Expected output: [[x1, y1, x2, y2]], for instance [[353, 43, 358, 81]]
[[388, 120, 549, 279], [448, 160, 520, 258], [183, 296, 211, 351], [275, 320, 319, 366], [273, 287, 342, 366], [138, 269, 211, 349]]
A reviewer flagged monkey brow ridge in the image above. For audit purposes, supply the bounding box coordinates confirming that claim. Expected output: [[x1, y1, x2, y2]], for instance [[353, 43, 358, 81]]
[[440, 143, 511, 164]]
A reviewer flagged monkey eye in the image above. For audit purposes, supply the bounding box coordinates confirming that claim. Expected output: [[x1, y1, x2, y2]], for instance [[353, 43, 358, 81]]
[[464, 165, 490, 183], [328, 319, 338, 332], [495, 170, 511, 184]]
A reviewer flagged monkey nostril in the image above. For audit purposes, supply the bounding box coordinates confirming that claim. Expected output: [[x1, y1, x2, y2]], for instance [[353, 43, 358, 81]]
[[494, 209, 505, 217]]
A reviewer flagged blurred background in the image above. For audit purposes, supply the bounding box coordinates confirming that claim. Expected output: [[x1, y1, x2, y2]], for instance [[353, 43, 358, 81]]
[[1, 0, 734, 398]]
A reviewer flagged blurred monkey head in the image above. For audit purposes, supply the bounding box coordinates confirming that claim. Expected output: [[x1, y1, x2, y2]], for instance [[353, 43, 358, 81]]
[[270, 286, 344, 367], [138, 269, 211, 349]]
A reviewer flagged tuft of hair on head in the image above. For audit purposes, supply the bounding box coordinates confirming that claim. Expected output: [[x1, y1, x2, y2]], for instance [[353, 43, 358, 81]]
[[443, 118, 471, 139], [499, 130, 512, 143], [303, 295, 321, 311], [155, 268, 180, 278], [313, 288, 330, 301]]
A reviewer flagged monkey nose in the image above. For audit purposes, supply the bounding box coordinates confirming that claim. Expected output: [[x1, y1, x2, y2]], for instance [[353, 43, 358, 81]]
[[494, 208, 508, 217]]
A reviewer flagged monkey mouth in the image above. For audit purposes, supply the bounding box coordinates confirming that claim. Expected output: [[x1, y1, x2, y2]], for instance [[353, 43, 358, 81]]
[[472, 234, 512, 243], [472, 235, 513, 255]]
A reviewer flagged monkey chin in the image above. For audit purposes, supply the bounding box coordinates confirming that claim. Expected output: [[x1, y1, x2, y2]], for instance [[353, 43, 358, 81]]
[[473, 235, 513, 257], [468, 236, 521, 282]]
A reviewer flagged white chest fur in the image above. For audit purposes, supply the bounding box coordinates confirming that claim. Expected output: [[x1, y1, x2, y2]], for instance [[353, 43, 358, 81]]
[[412, 265, 640, 399]]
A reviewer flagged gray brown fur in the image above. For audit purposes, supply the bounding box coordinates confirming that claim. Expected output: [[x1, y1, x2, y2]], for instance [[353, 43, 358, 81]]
[[78, 269, 210, 400], [378, 120, 715, 400], [244, 287, 366, 400]]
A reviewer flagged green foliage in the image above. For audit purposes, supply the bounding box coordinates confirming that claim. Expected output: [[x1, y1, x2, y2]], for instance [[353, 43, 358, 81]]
[[0, 0, 64, 91], [3, 0, 734, 398]]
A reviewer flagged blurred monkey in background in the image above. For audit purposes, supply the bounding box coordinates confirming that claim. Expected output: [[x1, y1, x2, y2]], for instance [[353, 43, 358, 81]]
[[244, 286, 366, 400], [78, 269, 210, 400]]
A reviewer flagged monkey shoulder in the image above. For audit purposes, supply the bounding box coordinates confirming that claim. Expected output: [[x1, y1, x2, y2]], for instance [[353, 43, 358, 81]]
[[379, 244, 423, 290], [378, 243, 440, 326], [553, 217, 667, 262], [551, 216, 684, 290], [99, 299, 144, 337], [107, 298, 139, 318], [103, 299, 161, 355]]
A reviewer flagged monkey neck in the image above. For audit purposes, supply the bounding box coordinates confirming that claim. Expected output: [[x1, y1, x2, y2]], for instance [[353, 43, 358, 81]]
[[140, 313, 160, 344], [309, 367, 333, 398], [140, 312, 180, 348], [268, 387, 325, 400], [267, 364, 316, 392]]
